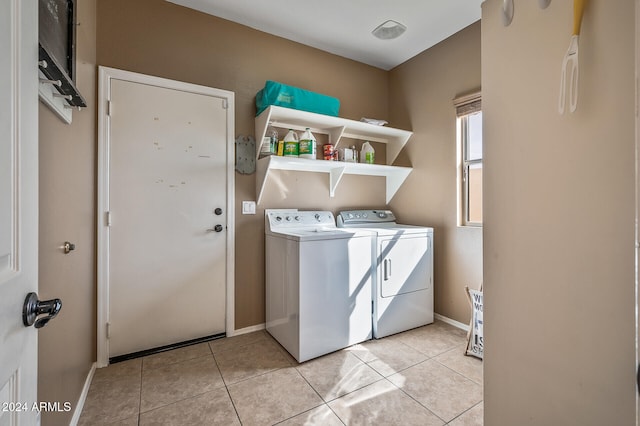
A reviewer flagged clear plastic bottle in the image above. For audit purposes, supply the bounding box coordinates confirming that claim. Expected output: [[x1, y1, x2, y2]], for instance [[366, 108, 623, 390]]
[[298, 128, 317, 160], [283, 129, 299, 157], [267, 126, 279, 155], [360, 141, 375, 164]]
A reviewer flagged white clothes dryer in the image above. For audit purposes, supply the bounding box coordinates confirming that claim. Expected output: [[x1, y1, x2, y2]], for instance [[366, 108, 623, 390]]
[[337, 209, 434, 338], [265, 209, 374, 362]]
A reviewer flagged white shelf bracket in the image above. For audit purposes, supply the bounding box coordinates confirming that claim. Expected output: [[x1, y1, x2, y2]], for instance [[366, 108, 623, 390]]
[[328, 126, 346, 147], [386, 133, 411, 164], [385, 168, 412, 203], [329, 166, 347, 197], [254, 108, 273, 160], [256, 156, 273, 204]]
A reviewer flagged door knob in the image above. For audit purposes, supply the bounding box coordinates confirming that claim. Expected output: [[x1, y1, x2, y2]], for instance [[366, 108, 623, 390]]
[[206, 224, 224, 233], [23, 292, 62, 329], [63, 241, 75, 254]]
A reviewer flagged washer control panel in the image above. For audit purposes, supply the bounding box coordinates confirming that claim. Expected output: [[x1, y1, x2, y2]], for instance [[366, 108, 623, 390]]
[[337, 209, 396, 226], [266, 210, 336, 230]]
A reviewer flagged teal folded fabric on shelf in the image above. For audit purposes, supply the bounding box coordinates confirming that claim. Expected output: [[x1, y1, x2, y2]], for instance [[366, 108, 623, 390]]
[[256, 80, 340, 117]]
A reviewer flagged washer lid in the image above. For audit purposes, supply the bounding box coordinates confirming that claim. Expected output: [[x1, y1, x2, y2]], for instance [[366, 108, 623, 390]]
[[267, 227, 373, 241], [265, 209, 373, 240]]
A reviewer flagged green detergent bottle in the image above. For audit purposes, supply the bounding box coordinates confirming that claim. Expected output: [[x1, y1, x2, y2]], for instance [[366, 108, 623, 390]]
[[299, 128, 317, 160], [283, 129, 299, 157]]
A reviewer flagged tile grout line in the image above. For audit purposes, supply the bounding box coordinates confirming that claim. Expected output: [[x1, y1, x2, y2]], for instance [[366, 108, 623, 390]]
[[431, 356, 483, 386], [218, 351, 293, 388], [380, 376, 447, 424], [327, 403, 348, 426], [282, 368, 347, 425], [363, 352, 431, 377], [137, 359, 143, 426], [142, 353, 216, 373], [138, 385, 229, 416], [272, 403, 347, 426], [293, 351, 371, 420], [211, 352, 243, 425], [292, 365, 325, 402], [207, 331, 268, 356], [138, 355, 229, 416], [294, 360, 387, 404], [445, 400, 483, 425], [382, 356, 483, 424], [212, 333, 309, 423]]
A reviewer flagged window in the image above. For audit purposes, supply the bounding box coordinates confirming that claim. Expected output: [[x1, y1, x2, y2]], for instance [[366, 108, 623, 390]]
[[455, 93, 482, 226]]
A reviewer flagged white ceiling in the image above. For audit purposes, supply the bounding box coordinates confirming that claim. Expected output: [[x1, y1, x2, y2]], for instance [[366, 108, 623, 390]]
[[166, 0, 483, 70]]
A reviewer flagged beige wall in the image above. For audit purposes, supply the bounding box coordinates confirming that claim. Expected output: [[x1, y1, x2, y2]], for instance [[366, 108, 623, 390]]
[[388, 22, 482, 324], [95, 0, 390, 329], [482, 1, 635, 424], [37, 3, 485, 420], [37, 0, 97, 424], [35, 0, 639, 423]]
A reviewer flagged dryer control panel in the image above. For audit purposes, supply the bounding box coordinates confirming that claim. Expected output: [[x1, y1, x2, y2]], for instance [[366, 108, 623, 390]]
[[337, 210, 396, 226]]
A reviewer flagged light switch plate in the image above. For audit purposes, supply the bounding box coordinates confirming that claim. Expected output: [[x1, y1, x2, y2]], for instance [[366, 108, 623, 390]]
[[242, 201, 256, 215]]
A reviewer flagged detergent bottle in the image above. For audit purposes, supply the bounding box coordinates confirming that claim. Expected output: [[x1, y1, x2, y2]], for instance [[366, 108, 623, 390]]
[[283, 129, 299, 157], [360, 141, 375, 164], [298, 128, 317, 160]]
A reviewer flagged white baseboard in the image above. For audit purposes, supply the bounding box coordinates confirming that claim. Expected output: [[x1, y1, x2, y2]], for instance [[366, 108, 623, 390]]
[[230, 323, 266, 337], [233, 318, 466, 336], [68, 362, 96, 426], [435, 313, 470, 332], [233, 318, 465, 337]]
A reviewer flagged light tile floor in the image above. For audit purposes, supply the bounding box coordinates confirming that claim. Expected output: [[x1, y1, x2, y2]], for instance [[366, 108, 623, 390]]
[[79, 320, 483, 425]]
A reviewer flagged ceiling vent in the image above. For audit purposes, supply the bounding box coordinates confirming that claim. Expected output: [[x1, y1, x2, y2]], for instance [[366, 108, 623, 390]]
[[372, 20, 407, 40]]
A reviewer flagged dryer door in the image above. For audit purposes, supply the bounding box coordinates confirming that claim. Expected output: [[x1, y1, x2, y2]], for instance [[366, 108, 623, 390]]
[[379, 234, 431, 297]]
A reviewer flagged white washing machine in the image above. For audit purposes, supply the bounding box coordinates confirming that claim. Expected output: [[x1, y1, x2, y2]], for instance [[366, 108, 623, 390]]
[[265, 209, 373, 362], [337, 209, 434, 338]]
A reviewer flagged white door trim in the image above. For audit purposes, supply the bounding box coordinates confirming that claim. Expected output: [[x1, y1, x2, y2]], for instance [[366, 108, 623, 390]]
[[97, 67, 235, 367], [634, 0, 640, 426]]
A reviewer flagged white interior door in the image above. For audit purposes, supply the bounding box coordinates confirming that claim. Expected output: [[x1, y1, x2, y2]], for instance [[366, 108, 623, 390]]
[[0, 0, 39, 424], [102, 72, 232, 359]]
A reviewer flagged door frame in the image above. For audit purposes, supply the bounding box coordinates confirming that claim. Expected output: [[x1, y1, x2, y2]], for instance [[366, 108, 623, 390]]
[[634, 0, 640, 425], [96, 66, 235, 367]]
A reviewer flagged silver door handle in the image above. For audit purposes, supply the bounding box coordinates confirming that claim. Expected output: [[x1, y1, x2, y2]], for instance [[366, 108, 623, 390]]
[[63, 241, 76, 254], [384, 259, 391, 281], [23, 292, 62, 329]]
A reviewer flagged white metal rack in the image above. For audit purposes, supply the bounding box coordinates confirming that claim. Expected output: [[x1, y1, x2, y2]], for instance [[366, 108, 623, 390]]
[[255, 106, 413, 203]]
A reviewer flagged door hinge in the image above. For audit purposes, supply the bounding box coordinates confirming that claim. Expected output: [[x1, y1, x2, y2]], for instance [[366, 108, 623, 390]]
[[107, 100, 113, 117], [222, 99, 228, 109], [105, 211, 112, 226], [371, 300, 374, 314], [106, 322, 111, 339]]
